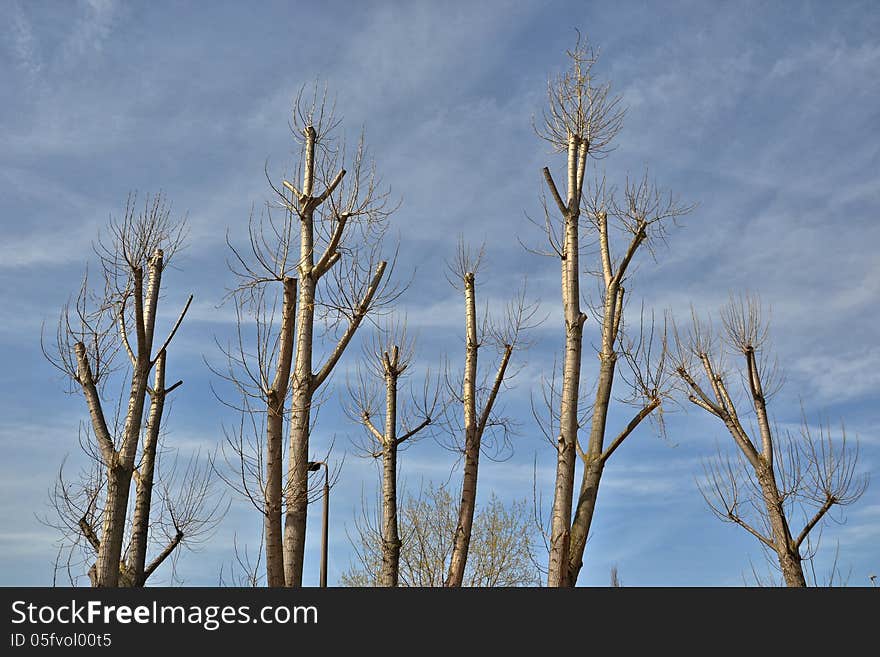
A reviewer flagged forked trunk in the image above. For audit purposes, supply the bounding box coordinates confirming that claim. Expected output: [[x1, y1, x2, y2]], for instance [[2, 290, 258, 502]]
[[547, 135, 586, 587], [265, 277, 296, 587], [446, 272, 479, 587]]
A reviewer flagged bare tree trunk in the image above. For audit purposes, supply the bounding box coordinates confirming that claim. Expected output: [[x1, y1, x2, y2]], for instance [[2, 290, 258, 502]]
[[96, 467, 130, 587], [566, 272, 623, 584], [241, 104, 391, 587], [445, 269, 516, 587], [671, 297, 870, 587], [535, 41, 685, 587], [49, 197, 213, 587], [127, 350, 167, 586], [758, 468, 806, 587], [284, 274, 315, 587], [94, 250, 162, 586], [379, 368, 400, 587], [283, 124, 319, 587], [265, 277, 296, 587], [547, 136, 587, 587], [447, 272, 479, 588], [350, 330, 435, 588]]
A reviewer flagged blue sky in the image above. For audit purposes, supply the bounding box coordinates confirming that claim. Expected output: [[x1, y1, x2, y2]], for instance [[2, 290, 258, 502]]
[[1, 0, 878, 586]]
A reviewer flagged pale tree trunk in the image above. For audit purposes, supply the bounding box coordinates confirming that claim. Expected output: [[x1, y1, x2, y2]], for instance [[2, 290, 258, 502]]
[[566, 267, 624, 584], [92, 250, 162, 587], [545, 138, 658, 585], [265, 276, 296, 587], [539, 43, 678, 586], [746, 345, 804, 585], [747, 348, 804, 586], [446, 273, 514, 588], [447, 273, 479, 587], [547, 135, 587, 587], [127, 350, 165, 586], [282, 124, 388, 587], [757, 468, 806, 587], [357, 341, 433, 588], [284, 272, 315, 587], [379, 367, 400, 587], [96, 468, 129, 587], [55, 196, 198, 588]]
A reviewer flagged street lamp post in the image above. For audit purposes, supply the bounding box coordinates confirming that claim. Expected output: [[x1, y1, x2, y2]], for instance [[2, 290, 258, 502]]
[[308, 460, 329, 587]]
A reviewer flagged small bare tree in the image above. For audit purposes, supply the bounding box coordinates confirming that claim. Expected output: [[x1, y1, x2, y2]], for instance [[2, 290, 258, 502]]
[[346, 322, 438, 586], [44, 194, 221, 586], [674, 295, 868, 587], [218, 85, 399, 587], [342, 483, 541, 587], [534, 38, 692, 586], [442, 242, 538, 587]]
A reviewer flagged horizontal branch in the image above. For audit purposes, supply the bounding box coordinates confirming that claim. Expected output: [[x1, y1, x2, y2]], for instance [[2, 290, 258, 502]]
[[74, 343, 116, 465], [397, 417, 432, 446], [282, 180, 303, 202], [543, 167, 568, 217], [679, 368, 724, 417], [476, 345, 513, 438], [795, 495, 835, 550], [315, 169, 346, 205], [78, 516, 100, 552], [313, 213, 349, 278], [687, 394, 722, 417], [612, 222, 646, 285], [312, 261, 387, 390], [151, 294, 193, 366], [729, 512, 775, 550], [143, 531, 183, 581], [599, 398, 661, 464], [364, 416, 384, 444]]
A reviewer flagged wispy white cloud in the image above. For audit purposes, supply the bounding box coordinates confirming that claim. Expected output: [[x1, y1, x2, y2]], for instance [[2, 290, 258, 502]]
[[63, 0, 118, 61], [2, 0, 878, 587], [5, 2, 42, 80]]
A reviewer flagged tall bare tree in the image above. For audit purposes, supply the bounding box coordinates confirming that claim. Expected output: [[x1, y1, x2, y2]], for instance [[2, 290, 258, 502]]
[[346, 323, 438, 586], [342, 483, 541, 587], [44, 194, 220, 586], [534, 39, 691, 586], [673, 296, 868, 586], [443, 243, 537, 587], [219, 86, 398, 586]]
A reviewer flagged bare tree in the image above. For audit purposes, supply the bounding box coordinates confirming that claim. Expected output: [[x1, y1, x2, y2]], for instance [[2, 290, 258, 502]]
[[609, 565, 623, 587], [674, 295, 868, 587], [43, 193, 221, 586], [218, 85, 399, 587], [346, 322, 438, 586], [442, 242, 538, 587], [342, 483, 541, 587], [534, 38, 691, 586]]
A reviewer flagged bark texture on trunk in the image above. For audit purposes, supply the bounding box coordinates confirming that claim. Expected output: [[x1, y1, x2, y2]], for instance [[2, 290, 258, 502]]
[[679, 342, 809, 587], [281, 124, 388, 587], [446, 272, 479, 588], [547, 135, 587, 587], [566, 272, 622, 585], [544, 136, 658, 586], [127, 350, 167, 586], [758, 468, 806, 587], [379, 366, 400, 587], [285, 273, 314, 587], [446, 273, 514, 587], [265, 277, 296, 587], [87, 250, 163, 587]]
